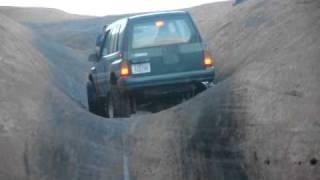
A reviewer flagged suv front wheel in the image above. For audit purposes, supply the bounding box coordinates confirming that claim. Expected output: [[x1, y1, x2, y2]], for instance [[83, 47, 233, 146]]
[[87, 81, 106, 116], [87, 81, 97, 114]]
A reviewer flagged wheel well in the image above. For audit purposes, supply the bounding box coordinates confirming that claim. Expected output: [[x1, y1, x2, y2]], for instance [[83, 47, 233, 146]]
[[110, 72, 117, 85]]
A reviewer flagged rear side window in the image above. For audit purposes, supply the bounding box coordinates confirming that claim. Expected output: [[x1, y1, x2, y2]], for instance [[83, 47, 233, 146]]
[[130, 17, 195, 49], [103, 25, 121, 55], [103, 30, 112, 55], [110, 25, 121, 53]]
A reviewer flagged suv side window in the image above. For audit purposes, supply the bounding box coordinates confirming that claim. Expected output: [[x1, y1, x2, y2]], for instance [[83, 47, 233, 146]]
[[110, 25, 121, 53], [103, 25, 121, 56], [112, 27, 117, 53], [102, 30, 112, 56], [115, 25, 122, 51]]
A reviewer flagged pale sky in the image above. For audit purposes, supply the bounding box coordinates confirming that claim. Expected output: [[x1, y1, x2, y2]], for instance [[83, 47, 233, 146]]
[[1, 0, 227, 16]]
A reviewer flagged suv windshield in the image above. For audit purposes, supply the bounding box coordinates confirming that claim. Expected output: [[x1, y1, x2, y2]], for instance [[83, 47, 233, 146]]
[[130, 16, 195, 49]]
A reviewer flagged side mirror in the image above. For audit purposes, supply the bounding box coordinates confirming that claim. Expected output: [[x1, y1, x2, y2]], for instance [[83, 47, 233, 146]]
[[88, 53, 98, 62]]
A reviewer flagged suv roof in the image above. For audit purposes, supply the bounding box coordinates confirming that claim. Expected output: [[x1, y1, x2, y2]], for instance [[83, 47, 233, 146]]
[[103, 11, 190, 32], [128, 11, 188, 20]]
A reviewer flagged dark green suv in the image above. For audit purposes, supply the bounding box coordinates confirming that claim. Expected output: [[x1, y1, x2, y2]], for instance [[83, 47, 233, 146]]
[[87, 11, 215, 118]]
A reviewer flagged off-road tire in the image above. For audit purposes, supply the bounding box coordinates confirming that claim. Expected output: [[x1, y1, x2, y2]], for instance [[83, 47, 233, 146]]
[[105, 94, 113, 118], [87, 81, 97, 113], [87, 81, 106, 117], [96, 98, 107, 117], [130, 97, 137, 114], [110, 86, 131, 118]]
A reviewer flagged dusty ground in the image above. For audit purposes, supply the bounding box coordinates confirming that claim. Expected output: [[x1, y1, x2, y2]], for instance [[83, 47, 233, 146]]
[[0, 0, 319, 179]]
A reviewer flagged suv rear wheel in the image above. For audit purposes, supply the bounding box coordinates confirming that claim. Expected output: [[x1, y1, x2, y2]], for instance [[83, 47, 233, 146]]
[[108, 86, 131, 118], [106, 94, 114, 118]]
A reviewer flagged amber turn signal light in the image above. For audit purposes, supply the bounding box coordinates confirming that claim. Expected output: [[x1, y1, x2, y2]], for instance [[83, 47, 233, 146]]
[[120, 61, 130, 77], [204, 51, 214, 68]]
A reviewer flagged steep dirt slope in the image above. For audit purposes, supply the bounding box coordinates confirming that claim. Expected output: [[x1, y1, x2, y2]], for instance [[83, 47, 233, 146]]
[[0, 13, 49, 179], [0, 7, 90, 23], [0, 7, 102, 106], [128, 0, 320, 179], [28, 15, 123, 51], [0, 7, 125, 107], [0, 0, 319, 180], [0, 11, 127, 180]]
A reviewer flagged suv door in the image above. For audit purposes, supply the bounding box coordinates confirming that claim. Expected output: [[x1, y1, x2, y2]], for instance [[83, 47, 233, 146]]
[[98, 25, 122, 93], [93, 29, 111, 97]]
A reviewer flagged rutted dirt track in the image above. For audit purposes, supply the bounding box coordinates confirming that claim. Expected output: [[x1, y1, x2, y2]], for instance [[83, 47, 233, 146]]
[[0, 0, 320, 180]]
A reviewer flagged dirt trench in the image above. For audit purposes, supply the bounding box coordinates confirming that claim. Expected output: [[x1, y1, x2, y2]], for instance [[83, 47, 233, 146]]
[[0, 0, 320, 180]]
